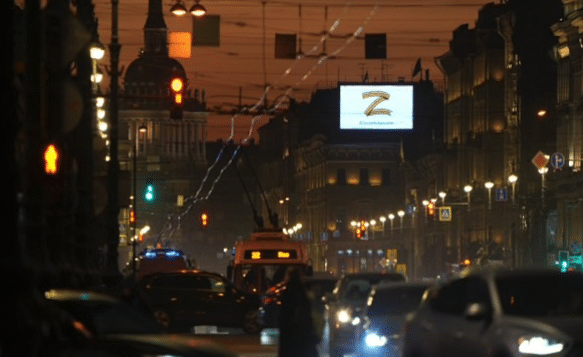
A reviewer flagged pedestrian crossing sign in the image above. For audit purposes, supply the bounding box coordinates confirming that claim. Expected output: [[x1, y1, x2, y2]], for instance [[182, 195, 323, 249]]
[[439, 206, 452, 222]]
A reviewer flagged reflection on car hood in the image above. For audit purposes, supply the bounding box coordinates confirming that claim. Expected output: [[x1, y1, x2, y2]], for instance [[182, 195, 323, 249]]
[[102, 333, 238, 356], [501, 315, 583, 343]]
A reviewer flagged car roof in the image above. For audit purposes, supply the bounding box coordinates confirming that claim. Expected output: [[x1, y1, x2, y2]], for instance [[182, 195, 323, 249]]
[[341, 272, 405, 279], [374, 281, 434, 290], [44, 288, 121, 304]]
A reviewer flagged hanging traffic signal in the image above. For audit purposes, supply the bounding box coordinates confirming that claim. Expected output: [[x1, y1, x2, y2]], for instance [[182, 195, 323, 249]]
[[170, 77, 184, 120], [145, 184, 154, 202], [427, 202, 435, 217], [44, 143, 60, 175], [201, 212, 208, 228], [356, 228, 362, 239], [130, 210, 136, 224]]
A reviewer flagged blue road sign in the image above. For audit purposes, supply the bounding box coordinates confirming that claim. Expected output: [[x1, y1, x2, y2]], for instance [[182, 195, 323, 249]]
[[550, 152, 565, 170], [439, 207, 452, 222], [496, 188, 508, 202]]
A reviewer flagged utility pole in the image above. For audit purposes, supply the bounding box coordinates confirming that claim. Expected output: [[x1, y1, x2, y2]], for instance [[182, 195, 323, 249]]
[[105, 0, 122, 285]]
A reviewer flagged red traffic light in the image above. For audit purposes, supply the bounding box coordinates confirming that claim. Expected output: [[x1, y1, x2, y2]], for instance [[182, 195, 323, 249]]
[[427, 202, 435, 216], [44, 144, 60, 175], [201, 213, 208, 227], [130, 210, 136, 224], [170, 77, 184, 92]]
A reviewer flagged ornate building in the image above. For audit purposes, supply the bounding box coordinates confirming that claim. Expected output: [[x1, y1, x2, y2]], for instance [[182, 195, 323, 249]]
[[116, 0, 208, 268]]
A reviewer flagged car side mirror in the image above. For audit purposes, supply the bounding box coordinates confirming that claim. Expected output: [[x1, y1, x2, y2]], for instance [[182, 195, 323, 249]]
[[465, 302, 490, 320]]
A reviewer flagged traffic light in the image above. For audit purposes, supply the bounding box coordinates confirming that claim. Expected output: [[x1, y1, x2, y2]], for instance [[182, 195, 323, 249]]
[[558, 251, 569, 273], [145, 183, 155, 202], [130, 210, 136, 224], [170, 77, 184, 120], [44, 143, 60, 175], [427, 202, 435, 217], [201, 212, 208, 228], [356, 228, 362, 239]]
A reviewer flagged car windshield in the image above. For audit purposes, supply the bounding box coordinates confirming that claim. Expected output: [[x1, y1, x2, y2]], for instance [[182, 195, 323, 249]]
[[367, 286, 429, 316], [496, 273, 583, 317], [55, 300, 163, 335], [339, 274, 406, 302]]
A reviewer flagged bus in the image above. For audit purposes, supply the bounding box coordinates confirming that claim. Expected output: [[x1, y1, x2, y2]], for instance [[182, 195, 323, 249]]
[[228, 229, 312, 294]]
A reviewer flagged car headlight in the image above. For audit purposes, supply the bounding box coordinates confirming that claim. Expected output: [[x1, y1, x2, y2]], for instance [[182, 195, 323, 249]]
[[365, 332, 388, 348], [518, 336, 565, 355], [337, 309, 351, 324]]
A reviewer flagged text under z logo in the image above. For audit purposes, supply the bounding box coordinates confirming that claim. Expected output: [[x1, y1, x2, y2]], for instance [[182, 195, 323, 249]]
[[362, 91, 392, 117]]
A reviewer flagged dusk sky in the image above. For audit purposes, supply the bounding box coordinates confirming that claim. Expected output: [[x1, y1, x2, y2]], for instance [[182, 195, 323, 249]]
[[91, 1, 492, 141]]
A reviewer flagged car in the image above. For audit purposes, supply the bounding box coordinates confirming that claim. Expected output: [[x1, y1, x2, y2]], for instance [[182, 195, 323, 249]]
[[402, 267, 583, 357], [258, 273, 337, 328], [134, 248, 194, 281], [324, 271, 407, 357], [135, 269, 263, 334], [44, 288, 238, 357], [355, 281, 433, 357]]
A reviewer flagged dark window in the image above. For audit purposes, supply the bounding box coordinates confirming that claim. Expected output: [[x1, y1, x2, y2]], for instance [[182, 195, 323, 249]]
[[382, 168, 391, 186], [359, 168, 369, 186], [429, 279, 468, 315], [337, 168, 346, 185], [368, 286, 429, 316], [496, 273, 583, 317]]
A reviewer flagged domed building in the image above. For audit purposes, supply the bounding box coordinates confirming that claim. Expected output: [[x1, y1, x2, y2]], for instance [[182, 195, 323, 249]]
[[117, 0, 208, 267]]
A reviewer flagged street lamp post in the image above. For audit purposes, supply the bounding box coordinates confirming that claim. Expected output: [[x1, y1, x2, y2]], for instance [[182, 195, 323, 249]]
[[398, 210, 405, 231], [105, 0, 122, 284], [379, 216, 386, 238], [439, 191, 446, 205], [132, 125, 147, 277], [485, 181, 494, 210], [464, 184, 473, 212], [508, 174, 518, 205], [370, 220, 376, 239], [388, 214, 395, 235]]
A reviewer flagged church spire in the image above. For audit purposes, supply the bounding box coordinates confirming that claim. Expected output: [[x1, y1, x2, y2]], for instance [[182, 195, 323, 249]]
[[143, 0, 168, 56]]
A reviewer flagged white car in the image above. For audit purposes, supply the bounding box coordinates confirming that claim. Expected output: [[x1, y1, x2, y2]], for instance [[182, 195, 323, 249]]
[[402, 267, 583, 357]]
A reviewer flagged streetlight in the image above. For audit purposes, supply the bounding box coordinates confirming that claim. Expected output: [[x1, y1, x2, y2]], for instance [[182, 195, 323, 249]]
[[370, 219, 376, 239], [508, 174, 518, 205], [539, 166, 549, 208], [484, 181, 494, 210], [464, 184, 473, 211], [422, 200, 429, 223], [398, 210, 405, 230], [388, 213, 395, 233], [171, 0, 207, 17], [379, 216, 386, 238], [439, 191, 446, 205], [132, 124, 148, 277]]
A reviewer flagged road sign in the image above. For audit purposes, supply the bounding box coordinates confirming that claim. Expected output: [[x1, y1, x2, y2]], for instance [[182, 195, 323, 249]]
[[496, 188, 508, 202], [439, 206, 452, 222], [532, 151, 549, 170], [550, 152, 565, 170], [395, 264, 407, 275], [387, 249, 398, 262]]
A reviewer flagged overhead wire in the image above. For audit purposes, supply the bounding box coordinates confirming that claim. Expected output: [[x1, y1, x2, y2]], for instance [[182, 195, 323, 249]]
[[158, 2, 383, 241]]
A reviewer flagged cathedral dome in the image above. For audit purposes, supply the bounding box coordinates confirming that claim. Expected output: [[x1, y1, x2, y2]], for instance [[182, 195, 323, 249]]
[[124, 55, 187, 97]]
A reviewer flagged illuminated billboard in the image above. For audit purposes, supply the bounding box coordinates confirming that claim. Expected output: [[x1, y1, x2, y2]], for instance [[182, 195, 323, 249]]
[[339, 84, 414, 130]]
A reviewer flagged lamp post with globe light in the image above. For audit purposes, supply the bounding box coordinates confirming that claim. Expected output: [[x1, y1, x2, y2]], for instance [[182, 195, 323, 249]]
[[379, 216, 386, 238], [508, 174, 518, 205], [485, 181, 494, 210], [464, 185, 473, 212]]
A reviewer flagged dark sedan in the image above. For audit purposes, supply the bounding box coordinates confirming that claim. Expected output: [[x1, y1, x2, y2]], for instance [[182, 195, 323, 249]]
[[44, 288, 237, 357], [356, 281, 433, 357], [403, 267, 583, 357], [136, 269, 263, 334], [324, 271, 407, 357]]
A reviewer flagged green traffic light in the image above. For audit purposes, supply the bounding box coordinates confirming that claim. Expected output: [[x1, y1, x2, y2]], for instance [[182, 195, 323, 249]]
[[145, 184, 154, 201]]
